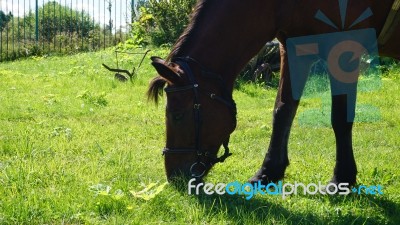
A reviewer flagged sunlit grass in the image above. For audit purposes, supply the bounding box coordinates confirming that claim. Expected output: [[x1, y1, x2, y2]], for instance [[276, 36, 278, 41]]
[[0, 50, 399, 224]]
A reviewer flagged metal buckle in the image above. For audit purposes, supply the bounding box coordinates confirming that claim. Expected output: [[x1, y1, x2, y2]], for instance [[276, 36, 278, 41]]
[[190, 162, 207, 178]]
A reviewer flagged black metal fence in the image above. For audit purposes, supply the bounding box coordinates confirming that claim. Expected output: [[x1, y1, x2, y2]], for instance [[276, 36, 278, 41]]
[[0, 0, 134, 62]]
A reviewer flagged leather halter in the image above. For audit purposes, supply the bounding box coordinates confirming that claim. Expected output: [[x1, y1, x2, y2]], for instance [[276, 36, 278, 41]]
[[162, 56, 237, 178]]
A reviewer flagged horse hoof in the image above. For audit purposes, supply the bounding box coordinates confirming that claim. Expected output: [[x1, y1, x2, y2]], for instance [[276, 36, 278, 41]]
[[329, 176, 356, 188], [248, 169, 282, 185]]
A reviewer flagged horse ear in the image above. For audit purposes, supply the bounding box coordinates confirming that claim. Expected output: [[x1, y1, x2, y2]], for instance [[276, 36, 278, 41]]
[[151, 57, 182, 84]]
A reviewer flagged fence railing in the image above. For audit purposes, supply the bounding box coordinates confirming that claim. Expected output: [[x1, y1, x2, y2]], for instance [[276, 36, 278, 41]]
[[0, 0, 134, 62]]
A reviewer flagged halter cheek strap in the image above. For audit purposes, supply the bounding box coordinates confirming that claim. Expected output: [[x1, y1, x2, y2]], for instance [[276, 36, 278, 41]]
[[162, 56, 236, 178]]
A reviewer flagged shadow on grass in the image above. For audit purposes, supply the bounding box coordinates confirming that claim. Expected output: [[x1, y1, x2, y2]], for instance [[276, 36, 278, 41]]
[[195, 193, 319, 224], [169, 179, 399, 224], [325, 193, 400, 225]]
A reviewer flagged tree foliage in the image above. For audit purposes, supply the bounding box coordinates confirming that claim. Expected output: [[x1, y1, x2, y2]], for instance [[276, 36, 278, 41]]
[[131, 0, 197, 46], [0, 11, 13, 32], [21, 1, 96, 42], [1, 1, 126, 61]]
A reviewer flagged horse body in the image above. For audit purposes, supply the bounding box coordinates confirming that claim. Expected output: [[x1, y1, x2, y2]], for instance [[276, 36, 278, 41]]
[[149, 0, 399, 184], [275, 1, 398, 54]]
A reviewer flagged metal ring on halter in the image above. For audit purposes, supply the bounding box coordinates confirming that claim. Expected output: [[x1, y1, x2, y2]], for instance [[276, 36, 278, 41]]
[[190, 162, 207, 178]]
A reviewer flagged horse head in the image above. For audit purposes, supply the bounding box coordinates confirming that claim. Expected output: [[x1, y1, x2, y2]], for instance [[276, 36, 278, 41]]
[[148, 56, 237, 181]]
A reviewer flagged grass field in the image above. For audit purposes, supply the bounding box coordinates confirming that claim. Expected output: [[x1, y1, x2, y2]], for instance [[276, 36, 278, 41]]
[[0, 49, 399, 224]]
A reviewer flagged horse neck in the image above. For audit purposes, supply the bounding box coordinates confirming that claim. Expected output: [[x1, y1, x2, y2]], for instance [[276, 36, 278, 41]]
[[169, 0, 279, 91]]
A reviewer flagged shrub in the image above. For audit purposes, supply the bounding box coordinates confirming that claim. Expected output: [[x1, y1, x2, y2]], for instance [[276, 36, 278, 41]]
[[131, 0, 196, 46]]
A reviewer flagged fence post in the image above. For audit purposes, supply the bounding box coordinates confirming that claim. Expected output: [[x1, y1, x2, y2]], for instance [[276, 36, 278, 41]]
[[131, 0, 134, 23], [35, 0, 39, 44]]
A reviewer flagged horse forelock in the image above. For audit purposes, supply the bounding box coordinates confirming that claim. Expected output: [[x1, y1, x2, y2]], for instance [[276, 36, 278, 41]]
[[147, 76, 167, 104]]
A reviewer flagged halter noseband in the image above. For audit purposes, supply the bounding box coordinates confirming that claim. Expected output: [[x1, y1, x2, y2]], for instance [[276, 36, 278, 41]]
[[162, 56, 237, 178]]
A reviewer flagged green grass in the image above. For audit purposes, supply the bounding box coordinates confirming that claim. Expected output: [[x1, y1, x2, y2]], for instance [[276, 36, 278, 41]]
[[0, 50, 399, 224]]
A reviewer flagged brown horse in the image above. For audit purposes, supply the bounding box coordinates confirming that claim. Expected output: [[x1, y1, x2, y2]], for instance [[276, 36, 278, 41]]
[[148, 0, 400, 185]]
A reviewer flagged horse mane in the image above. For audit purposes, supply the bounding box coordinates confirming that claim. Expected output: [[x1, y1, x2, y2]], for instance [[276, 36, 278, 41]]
[[166, 0, 209, 61], [147, 0, 210, 104]]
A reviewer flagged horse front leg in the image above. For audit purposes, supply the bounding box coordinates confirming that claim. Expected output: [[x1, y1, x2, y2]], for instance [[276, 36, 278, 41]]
[[330, 94, 357, 186], [249, 44, 300, 184]]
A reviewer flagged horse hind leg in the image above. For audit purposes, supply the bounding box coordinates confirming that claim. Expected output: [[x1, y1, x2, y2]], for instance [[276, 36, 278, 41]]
[[249, 44, 300, 184]]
